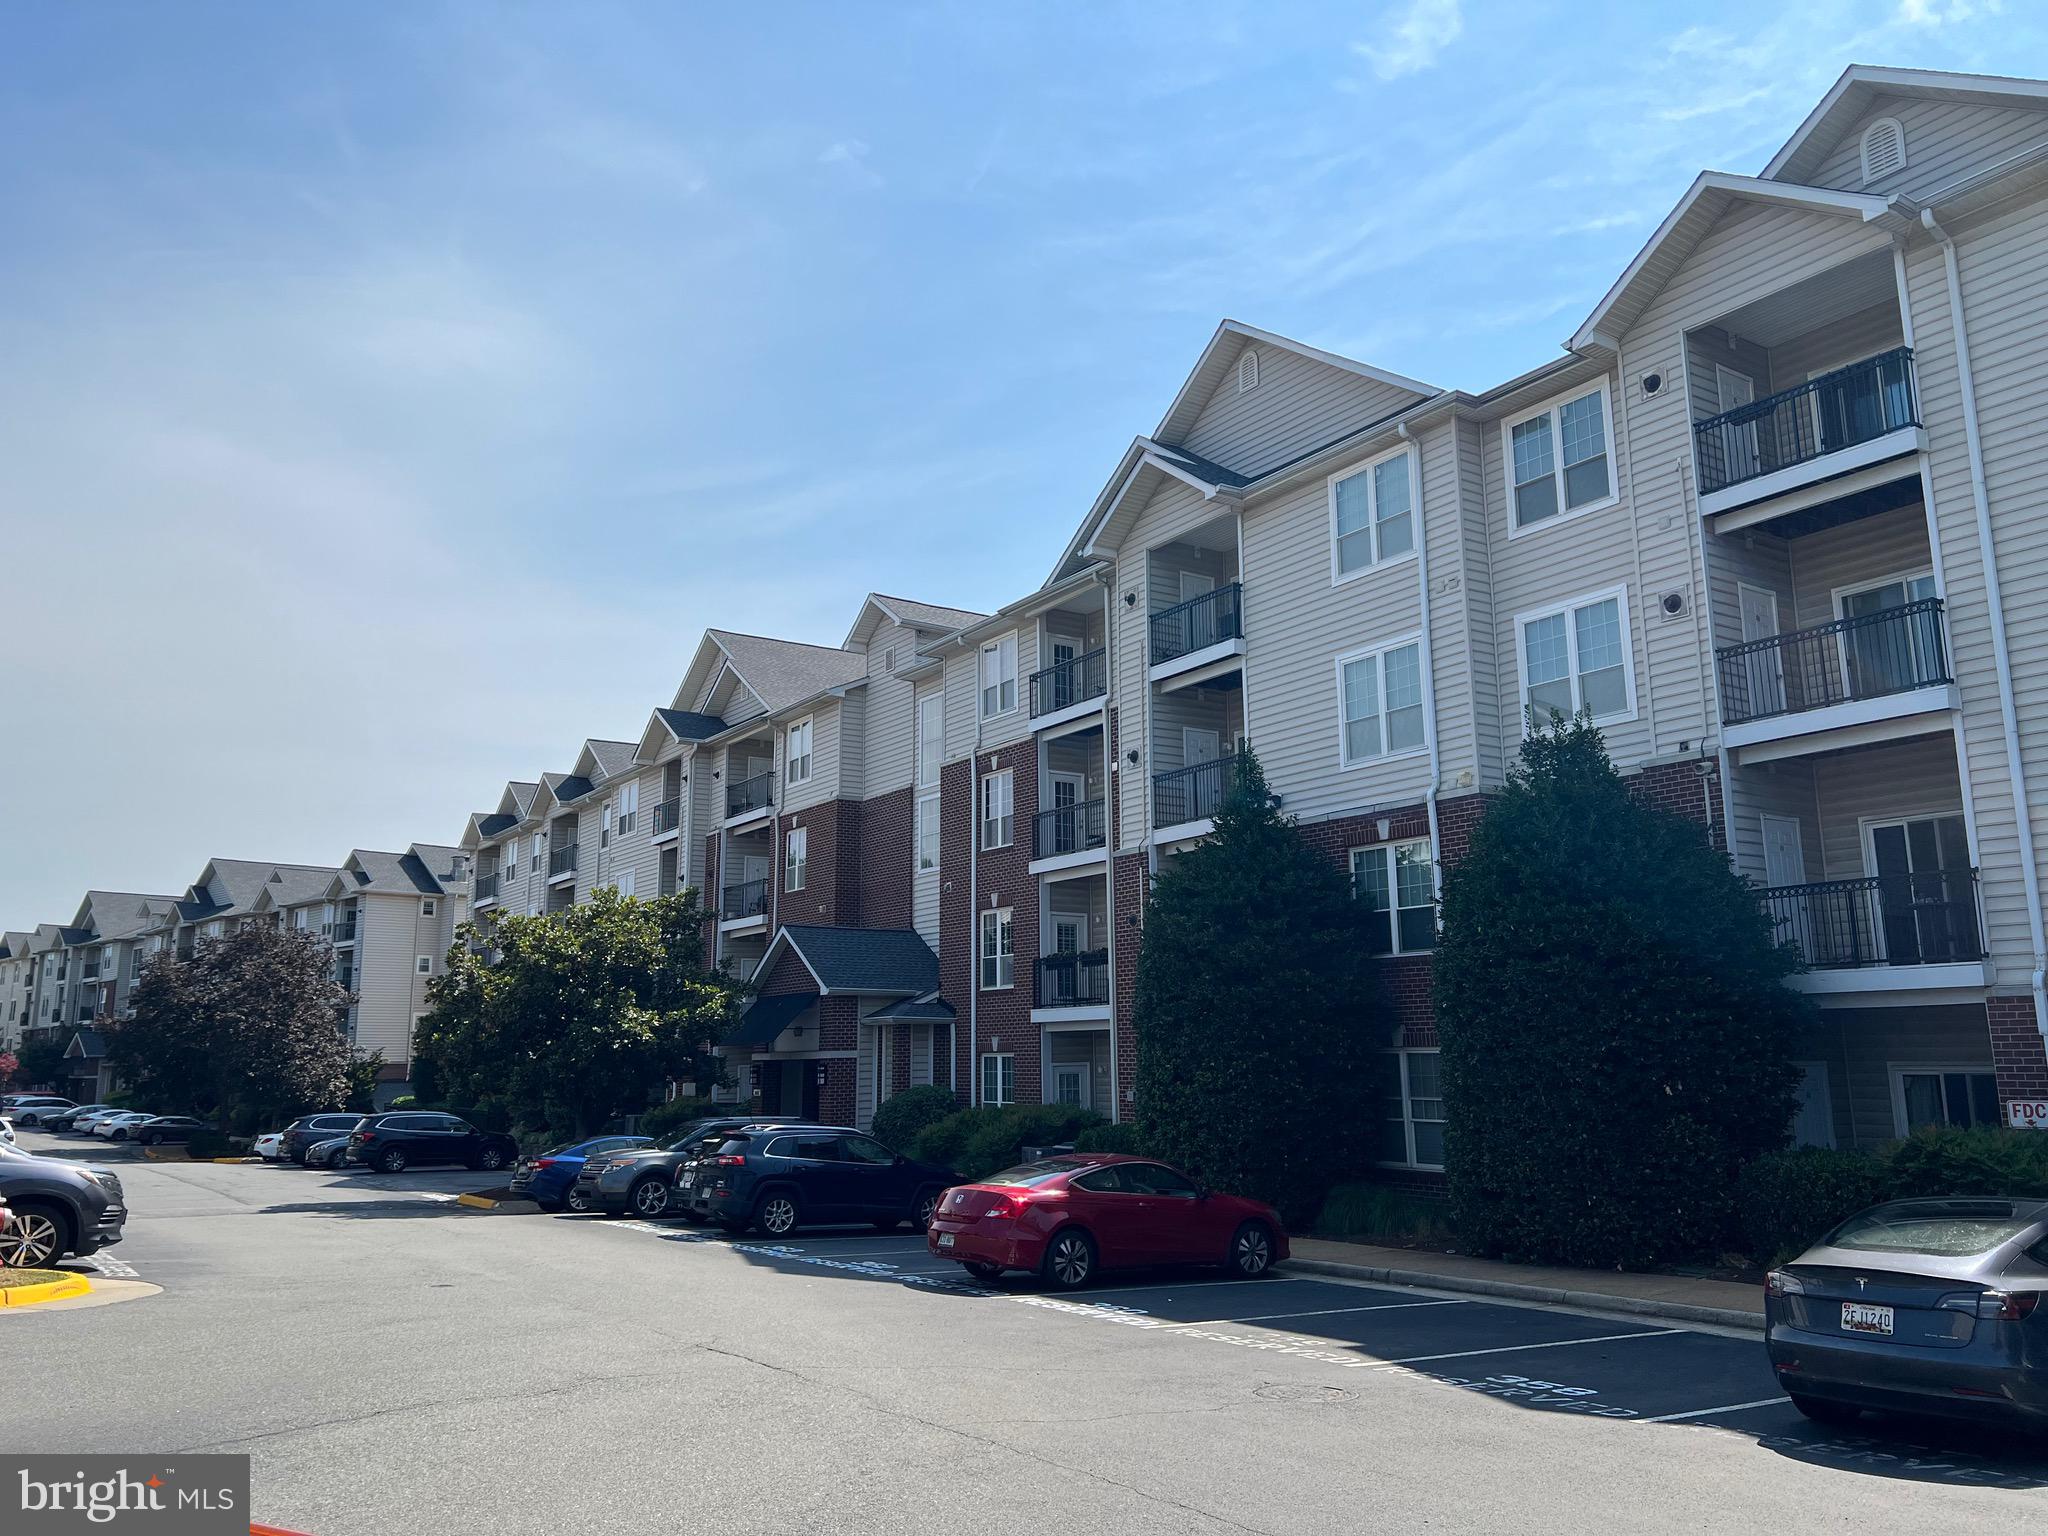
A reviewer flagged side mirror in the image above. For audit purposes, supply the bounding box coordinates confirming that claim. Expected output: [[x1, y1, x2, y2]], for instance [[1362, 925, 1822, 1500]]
[[894, 1154, 908, 1166]]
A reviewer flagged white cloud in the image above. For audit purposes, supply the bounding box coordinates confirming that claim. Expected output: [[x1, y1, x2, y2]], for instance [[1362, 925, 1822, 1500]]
[[1899, 0, 2000, 21], [1354, 0, 1464, 81], [819, 138, 884, 190]]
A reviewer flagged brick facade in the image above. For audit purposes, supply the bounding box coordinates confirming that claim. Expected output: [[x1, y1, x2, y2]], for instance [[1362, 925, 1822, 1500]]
[[1620, 756, 1724, 850], [1111, 850, 1147, 1120], [1990, 995, 2048, 1109], [858, 787, 915, 931]]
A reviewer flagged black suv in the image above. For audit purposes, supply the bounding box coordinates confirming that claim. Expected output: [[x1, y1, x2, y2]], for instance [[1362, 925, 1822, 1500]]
[[694, 1127, 955, 1237], [281, 1113, 367, 1165], [347, 1112, 518, 1174], [0, 1145, 127, 1266], [576, 1116, 811, 1218]]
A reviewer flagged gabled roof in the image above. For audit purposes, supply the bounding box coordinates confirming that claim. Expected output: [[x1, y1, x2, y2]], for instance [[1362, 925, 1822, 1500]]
[[1568, 172, 1901, 354], [843, 593, 989, 650], [1050, 435, 1250, 581], [570, 738, 639, 784], [494, 781, 540, 820], [864, 994, 957, 1024], [1765, 65, 2048, 186], [702, 630, 868, 716], [726, 991, 816, 1048], [331, 849, 444, 898], [70, 892, 180, 943], [0, 931, 30, 959], [754, 925, 939, 997], [637, 705, 732, 761], [66, 1028, 107, 1059], [182, 859, 338, 922], [1153, 319, 1435, 447]]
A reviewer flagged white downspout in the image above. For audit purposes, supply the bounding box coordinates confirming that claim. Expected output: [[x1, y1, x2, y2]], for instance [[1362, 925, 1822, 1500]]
[[969, 674, 983, 1107], [1398, 423, 1444, 897], [1923, 207, 2048, 1054]]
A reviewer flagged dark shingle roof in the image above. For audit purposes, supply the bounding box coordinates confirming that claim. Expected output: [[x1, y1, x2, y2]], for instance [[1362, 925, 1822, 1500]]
[[552, 775, 595, 804], [1151, 443, 1252, 488], [478, 813, 518, 838], [864, 996, 957, 1023], [726, 992, 816, 1048], [774, 925, 939, 996], [587, 739, 638, 780], [655, 708, 729, 741], [345, 850, 443, 896]]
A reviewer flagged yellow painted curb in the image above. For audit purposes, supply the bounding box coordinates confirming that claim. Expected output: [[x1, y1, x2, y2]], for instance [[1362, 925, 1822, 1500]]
[[212, 1157, 261, 1165], [0, 1274, 93, 1307], [455, 1193, 499, 1210], [142, 1146, 193, 1161]]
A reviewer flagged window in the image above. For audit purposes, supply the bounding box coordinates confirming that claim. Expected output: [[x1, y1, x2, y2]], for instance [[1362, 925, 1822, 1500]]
[[601, 800, 613, 848], [618, 866, 635, 899], [530, 833, 543, 868], [1381, 1050, 1446, 1169], [422, 898, 436, 918], [980, 1052, 1016, 1106], [786, 826, 808, 892], [1336, 639, 1426, 765], [1238, 349, 1259, 393], [1330, 449, 1416, 579], [416, 956, 432, 976], [786, 717, 813, 786], [841, 1134, 894, 1166], [503, 841, 518, 880], [1352, 841, 1435, 954], [980, 770, 1014, 850], [1894, 1068, 1998, 1135], [917, 692, 943, 788], [980, 634, 1019, 718], [618, 779, 639, 834], [979, 908, 1013, 990], [1506, 385, 1614, 530], [916, 794, 941, 873], [1517, 588, 1634, 727]]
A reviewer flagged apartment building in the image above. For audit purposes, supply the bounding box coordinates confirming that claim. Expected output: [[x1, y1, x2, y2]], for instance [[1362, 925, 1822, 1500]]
[[1, 931, 37, 1050]]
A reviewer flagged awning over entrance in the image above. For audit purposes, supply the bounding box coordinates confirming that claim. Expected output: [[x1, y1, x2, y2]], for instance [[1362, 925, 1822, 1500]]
[[725, 992, 815, 1049], [864, 996, 956, 1025]]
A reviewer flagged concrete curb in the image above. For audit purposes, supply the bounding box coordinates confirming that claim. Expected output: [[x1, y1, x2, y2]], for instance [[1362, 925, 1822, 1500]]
[[454, 1192, 542, 1213], [0, 1273, 94, 1308], [1279, 1257, 1765, 1335], [212, 1156, 261, 1165]]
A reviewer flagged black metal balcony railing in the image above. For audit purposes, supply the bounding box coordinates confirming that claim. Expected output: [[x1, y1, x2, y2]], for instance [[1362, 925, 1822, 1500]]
[[1760, 868, 1982, 970], [473, 871, 500, 901], [1694, 346, 1917, 497], [1030, 648, 1108, 717], [548, 843, 580, 878], [1717, 597, 1949, 726], [329, 917, 358, 944], [721, 878, 770, 920], [726, 771, 773, 819], [1150, 582, 1243, 666], [1036, 949, 1111, 1008], [1033, 797, 1107, 858], [652, 797, 682, 835], [1153, 758, 1230, 827]]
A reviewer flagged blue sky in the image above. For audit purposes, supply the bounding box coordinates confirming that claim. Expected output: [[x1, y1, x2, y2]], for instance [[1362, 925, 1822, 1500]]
[[2, 0, 2040, 922]]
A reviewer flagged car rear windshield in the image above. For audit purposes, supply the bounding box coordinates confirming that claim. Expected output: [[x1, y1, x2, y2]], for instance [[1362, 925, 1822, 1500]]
[[1826, 1202, 2040, 1257], [980, 1159, 1093, 1187]]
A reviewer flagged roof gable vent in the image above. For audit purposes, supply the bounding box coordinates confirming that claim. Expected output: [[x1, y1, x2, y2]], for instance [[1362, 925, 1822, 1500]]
[[1860, 116, 1906, 184], [1237, 349, 1259, 394]]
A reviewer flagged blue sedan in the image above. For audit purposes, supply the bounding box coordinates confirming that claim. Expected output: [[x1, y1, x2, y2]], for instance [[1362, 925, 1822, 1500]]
[[511, 1135, 652, 1212]]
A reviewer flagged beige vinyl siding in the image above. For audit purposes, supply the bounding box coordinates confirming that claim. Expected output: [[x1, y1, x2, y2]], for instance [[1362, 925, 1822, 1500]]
[[1785, 502, 1936, 632], [1179, 339, 1427, 480], [1452, 416, 1507, 789], [1769, 300, 1905, 384], [1811, 734, 1967, 884], [947, 630, 1038, 761], [862, 621, 918, 796], [1707, 526, 1793, 655], [1808, 97, 2048, 200], [352, 894, 435, 1069], [912, 675, 944, 948], [1727, 757, 1821, 888], [1801, 1005, 1995, 1147], [1149, 687, 1244, 779]]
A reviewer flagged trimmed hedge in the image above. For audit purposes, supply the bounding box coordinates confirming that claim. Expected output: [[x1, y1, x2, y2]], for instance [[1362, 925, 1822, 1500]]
[[908, 1105, 1108, 1181], [1072, 1122, 1147, 1156], [638, 1096, 720, 1143], [871, 1085, 960, 1154], [186, 1131, 237, 1159]]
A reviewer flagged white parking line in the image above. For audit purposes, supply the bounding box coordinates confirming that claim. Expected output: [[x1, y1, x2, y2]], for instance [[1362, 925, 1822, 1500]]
[[1145, 1299, 1468, 1330], [1063, 1276, 1313, 1298], [1640, 1395, 1790, 1423], [1380, 1328, 1685, 1366]]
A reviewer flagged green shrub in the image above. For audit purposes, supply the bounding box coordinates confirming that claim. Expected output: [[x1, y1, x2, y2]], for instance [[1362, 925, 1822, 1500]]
[[1737, 1146, 1887, 1265], [638, 1096, 723, 1142], [909, 1105, 1108, 1180], [1317, 1182, 1455, 1244], [872, 1085, 960, 1153], [186, 1130, 236, 1159], [387, 1095, 418, 1110], [1882, 1124, 2048, 1198], [1073, 1122, 1147, 1156]]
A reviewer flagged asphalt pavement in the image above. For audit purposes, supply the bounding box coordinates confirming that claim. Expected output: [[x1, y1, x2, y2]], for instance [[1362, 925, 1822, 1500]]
[[5, 1136, 2047, 1534]]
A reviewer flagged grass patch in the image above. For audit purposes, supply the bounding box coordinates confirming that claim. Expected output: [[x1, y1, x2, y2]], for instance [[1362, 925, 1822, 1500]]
[[0, 1269, 71, 1288], [1315, 1183, 1456, 1245]]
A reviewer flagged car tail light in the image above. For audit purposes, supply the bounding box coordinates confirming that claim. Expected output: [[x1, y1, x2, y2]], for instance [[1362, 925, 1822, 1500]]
[[533, 1158, 557, 1171], [984, 1195, 1022, 1220], [356, 1131, 376, 1142], [1940, 1289, 2042, 1321], [714, 1154, 746, 1166], [1765, 1270, 1803, 1299]]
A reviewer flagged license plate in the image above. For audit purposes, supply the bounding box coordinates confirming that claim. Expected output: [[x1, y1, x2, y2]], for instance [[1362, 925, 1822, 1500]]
[[937, 1232, 955, 1249], [1842, 1302, 1895, 1336], [678, 1172, 695, 1188]]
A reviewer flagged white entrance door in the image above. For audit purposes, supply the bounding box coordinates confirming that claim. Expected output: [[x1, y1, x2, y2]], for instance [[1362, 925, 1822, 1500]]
[[1179, 571, 1215, 605], [1715, 366, 1759, 481], [1052, 1063, 1088, 1109], [1181, 728, 1223, 821], [1049, 914, 1088, 1005], [1737, 583, 1785, 719], [1050, 771, 1086, 854], [741, 855, 770, 886], [1049, 639, 1078, 711], [1761, 813, 1810, 962]]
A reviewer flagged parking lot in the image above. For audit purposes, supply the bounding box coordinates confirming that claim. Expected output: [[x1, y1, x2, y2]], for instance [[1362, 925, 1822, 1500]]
[[7, 1146, 2048, 1533]]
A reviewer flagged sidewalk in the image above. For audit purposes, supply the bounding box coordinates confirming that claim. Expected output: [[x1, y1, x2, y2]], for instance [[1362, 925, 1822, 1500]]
[[1282, 1238, 1765, 1333]]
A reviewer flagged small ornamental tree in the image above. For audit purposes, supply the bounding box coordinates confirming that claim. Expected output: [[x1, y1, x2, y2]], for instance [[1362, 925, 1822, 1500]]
[[1434, 717, 1809, 1268], [0, 1050, 19, 1090], [414, 888, 739, 1138], [15, 1041, 66, 1093], [1133, 747, 1383, 1225]]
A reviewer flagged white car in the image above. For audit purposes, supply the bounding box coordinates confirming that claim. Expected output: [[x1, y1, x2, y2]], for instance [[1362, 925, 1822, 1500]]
[[71, 1109, 122, 1135], [96, 1112, 151, 1141], [0, 1117, 13, 1145], [254, 1133, 285, 1161]]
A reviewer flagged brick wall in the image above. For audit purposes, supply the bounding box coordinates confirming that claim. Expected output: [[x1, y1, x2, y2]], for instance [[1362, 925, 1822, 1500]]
[[938, 756, 974, 1091], [818, 996, 859, 1126], [859, 787, 914, 931], [780, 799, 852, 927], [1621, 757, 1724, 851], [756, 946, 814, 999], [1990, 995, 2048, 1109], [977, 744, 1040, 1106], [1111, 850, 1147, 1121]]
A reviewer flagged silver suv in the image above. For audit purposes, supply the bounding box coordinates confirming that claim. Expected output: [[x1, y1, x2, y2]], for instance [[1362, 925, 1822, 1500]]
[[577, 1116, 812, 1219]]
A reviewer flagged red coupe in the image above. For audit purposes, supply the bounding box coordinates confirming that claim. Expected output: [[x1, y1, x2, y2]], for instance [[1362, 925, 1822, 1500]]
[[927, 1153, 1287, 1289]]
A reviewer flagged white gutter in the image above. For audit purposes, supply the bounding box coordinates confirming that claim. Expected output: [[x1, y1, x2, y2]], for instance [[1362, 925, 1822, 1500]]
[[1922, 207, 2048, 1054], [1397, 423, 1444, 901], [969, 694, 984, 1106]]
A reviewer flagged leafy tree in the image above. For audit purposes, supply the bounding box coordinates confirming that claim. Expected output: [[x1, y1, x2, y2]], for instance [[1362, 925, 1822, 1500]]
[[14, 1039, 65, 1093], [0, 1050, 15, 1090], [1133, 746, 1383, 1224], [1433, 717, 1809, 1268], [414, 888, 739, 1138], [112, 924, 360, 1122]]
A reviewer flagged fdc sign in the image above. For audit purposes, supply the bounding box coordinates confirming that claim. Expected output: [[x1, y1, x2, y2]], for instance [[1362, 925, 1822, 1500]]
[[2008, 1100, 2048, 1130]]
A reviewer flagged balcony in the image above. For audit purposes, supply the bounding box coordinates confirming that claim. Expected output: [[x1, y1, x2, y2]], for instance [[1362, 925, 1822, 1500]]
[[1035, 949, 1110, 1010], [726, 771, 773, 821], [548, 844, 580, 879], [1760, 869, 1983, 985], [473, 871, 500, 902], [1694, 348, 1919, 517], [1030, 648, 1107, 723], [1032, 797, 1106, 860], [1153, 758, 1229, 831], [651, 798, 683, 837], [328, 916, 358, 945], [721, 878, 769, 923], [1150, 582, 1243, 669], [1717, 599, 1955, 758]]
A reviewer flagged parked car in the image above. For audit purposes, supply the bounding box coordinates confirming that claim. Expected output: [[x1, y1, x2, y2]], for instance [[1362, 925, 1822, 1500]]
[[0, 1144, 127, 1266], [96, 1112, 153, 1142], [1766, 1196, 2048, 1428], [8, 1097, 77, 1129], [73, 1109, 131, 1136], [927, 1154, 1288, 1290], [253, 1133, 285, 1160], [677, 1121, 829, 1223], [576, 1116, 811, 1219], [511, 1135, 652, 1212], [132, 1116, 212, 1146], [280, 1113, 366, 1165], [0, 1118, 13, 1146], [347, 1112, 518, 1174], [692, 1126, 955, 1237], [42, 1104, 115, 1133], [303, 1136, 351, 1169]]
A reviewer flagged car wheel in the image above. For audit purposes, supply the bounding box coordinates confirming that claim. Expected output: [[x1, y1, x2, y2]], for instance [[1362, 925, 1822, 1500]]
[[963, 1262, 1003, 1282], [563, 1185, 591, 1214], [629, 1177, 672, 1219], [139, 1132, 160, 1147], [1789, 1393, 1862, 1427], [1042, 1228, 1096, 1290], [754, 1191, 801, 1237], [913, 1189, 941, 1233], [110, 1129, 128, 1142], [0, 1200, 72, 1267], [377, 1147, 408, 1174], [1228, 1221, 1276, 1279], [477, 1147, 507, 1172]]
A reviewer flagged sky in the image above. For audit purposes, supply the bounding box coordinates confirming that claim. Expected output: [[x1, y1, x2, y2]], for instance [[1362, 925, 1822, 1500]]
[[2, 0, 2041, 925]]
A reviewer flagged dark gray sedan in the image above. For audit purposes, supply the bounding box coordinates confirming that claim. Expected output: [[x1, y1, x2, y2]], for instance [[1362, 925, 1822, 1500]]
[[1767, 1196, 2048, 1428]]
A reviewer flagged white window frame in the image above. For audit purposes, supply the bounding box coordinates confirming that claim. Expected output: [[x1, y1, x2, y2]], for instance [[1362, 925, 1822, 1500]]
[[979, 633, 1019, 720], [1327, 444, 1419, 585], [786, 825, 808, 892], [618, 866, 635, 899], [422, 899, 436, 918], [980, 1051, 1016, 1107], [1513, 584, 1638, 731], [416, 956, 433, 976], [1502, 381, 1619, 536], [979, 907, 1013, 990], [1888, 1064, 1998, 1137], [1350, 839, 1437, 954], [915, 793, 941, 873], [980, 769, 1014, 851], [1380, 1049, 1446, 1171], [618, 779, 639, 834], [917, 692, 944, 789], [785, 717, 814, 787], [1334, 634, 1428, 769], [601, 799, 614, 848]]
